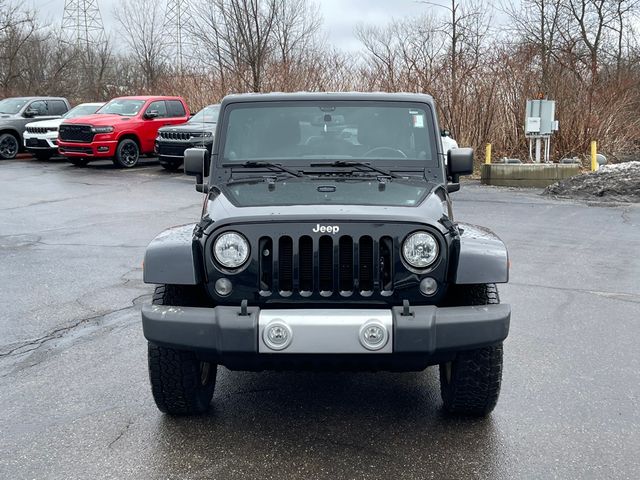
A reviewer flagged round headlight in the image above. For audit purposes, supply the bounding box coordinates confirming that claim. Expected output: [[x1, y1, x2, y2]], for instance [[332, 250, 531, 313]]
[[213, 232, 250, 268], [402, 231, 439, 268]]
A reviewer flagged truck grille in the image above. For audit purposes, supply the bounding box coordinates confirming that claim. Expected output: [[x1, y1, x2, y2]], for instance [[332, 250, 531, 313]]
[[59, 125, 94, 143], [26, 126, 49, 134], [258, 234, 394, 297]]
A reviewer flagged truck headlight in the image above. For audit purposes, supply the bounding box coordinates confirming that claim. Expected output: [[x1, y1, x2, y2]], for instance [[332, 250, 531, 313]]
[[91, 126, 114, 133], [402, 231, 439, 268], [213, 232, 250, 269]]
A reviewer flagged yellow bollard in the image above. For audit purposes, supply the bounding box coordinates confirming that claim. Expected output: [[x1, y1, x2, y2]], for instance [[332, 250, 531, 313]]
[[591, 141, 597, 171], [485, 143, 492, 164]]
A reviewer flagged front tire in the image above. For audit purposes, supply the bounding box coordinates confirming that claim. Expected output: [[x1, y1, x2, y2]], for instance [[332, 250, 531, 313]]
[[439, 284, 504, 416], [148, 285, 217, 415], [159, 158, 182, 171], [33, 151, 53, 161], [0, 133, 19, 160], [113, 138, 140, 168]]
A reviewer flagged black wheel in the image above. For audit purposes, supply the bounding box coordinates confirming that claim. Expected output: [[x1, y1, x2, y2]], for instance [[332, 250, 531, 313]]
[[159, 159, 182, 171], [148, 285, 217, 415], [0, 133, 19, 160], [439, 284, 504, 416], [68, 158, 89, 167], [113, 138, 140, 168], [33, 151, 53, 161]]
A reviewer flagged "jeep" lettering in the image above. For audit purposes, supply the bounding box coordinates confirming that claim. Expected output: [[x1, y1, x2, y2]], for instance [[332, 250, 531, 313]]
[[312, 224, 340, 234]]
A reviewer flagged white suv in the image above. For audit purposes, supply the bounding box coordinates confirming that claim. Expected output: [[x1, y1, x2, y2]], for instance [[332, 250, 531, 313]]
[[23, 102, 104, 160]]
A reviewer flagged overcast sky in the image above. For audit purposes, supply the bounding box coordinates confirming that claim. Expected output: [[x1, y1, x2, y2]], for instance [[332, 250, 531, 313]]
[[34, 0, 440, 52]]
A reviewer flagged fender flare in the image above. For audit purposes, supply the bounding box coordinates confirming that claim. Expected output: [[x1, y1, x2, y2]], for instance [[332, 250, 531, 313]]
[[453, 222, 509, 284], [143, 224, 201, 285]]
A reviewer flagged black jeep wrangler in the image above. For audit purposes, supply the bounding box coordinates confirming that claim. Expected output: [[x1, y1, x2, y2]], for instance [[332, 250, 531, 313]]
[[142, 92, 510, 417]]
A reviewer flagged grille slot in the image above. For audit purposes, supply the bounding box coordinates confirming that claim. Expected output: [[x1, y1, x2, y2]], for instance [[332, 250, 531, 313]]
[[318, 235, 333, 294], [299, 236, 313, 293], [359, 236, 374, 292], [278, 236, 293, 293], [339, 236, 354, 294], [259, 237, 272, 293]]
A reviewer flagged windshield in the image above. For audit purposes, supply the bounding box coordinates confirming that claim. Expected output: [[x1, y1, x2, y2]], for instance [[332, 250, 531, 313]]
[[221, 102, 438, 164], [190, 105, 219, 124], [96, 99, 145, 116], [64, 104, 103, 119], [221, 177, 432, 207], [0, 98, 28, 114]]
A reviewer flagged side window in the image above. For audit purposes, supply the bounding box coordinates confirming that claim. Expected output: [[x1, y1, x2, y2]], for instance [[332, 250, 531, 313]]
[[167, 100, 186, 118], [28, 101, 48, 116], [49, 100, 68, 115], [145, 101, 167, 118]]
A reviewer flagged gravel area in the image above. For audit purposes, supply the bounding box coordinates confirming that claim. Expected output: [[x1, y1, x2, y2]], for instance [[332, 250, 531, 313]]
[[544, 161, 640, 202]]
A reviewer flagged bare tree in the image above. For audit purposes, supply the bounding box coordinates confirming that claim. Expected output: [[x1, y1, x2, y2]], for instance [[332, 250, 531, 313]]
[[114, 0, 167, 91]]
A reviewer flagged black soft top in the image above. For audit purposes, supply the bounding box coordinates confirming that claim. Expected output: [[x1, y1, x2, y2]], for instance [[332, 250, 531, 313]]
[[220, 91, 436, 108]]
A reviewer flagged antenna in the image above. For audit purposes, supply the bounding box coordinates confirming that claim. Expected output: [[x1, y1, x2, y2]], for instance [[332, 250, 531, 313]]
[[61, 0, 106, 51], [164, 0, 195, 75]]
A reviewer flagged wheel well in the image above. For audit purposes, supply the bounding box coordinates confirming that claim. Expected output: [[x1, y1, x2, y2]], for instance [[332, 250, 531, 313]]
[[0, 128, 21, 140], [117, 133, 140, 149]]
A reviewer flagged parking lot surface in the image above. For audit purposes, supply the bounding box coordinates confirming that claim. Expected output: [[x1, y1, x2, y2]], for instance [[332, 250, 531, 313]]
[[1, 156, 639, 479]]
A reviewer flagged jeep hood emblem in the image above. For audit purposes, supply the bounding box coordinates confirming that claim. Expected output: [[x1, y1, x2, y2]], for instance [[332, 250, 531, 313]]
[[312, 224, 339, 234]]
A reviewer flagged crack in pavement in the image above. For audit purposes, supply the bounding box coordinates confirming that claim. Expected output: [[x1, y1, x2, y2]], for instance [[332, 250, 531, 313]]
[[0, 292, 150, 360], [107, 418, 135, 449], [510, 281, 640, 304]]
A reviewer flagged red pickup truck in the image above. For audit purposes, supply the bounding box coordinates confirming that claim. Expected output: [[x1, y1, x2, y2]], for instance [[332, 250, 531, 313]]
[[58, 96, 190, 168]]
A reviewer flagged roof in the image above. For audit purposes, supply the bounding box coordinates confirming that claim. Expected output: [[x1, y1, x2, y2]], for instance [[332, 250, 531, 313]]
[[110, 95, 185, 101], [1, 96, 68, 101], [220, 91, 435, 105]]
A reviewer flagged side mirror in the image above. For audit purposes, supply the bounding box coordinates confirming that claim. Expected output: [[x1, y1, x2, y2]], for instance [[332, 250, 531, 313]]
[[441, 129, 450, 137], [24, 108, 38, 118], [184, 147, 210, 192], [145, 110, 159, 119], [447, 147, 473, 189]]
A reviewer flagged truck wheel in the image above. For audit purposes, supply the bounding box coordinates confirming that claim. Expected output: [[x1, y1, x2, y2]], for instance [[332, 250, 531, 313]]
[[113, 139, 139, 168], [439, 284, 503, 416], [148, 285, 217, 415], [159, 159, 182, 171], [68, 158, 89, 167], [0, 133, 19, 160], [33, 151, 53, 161]]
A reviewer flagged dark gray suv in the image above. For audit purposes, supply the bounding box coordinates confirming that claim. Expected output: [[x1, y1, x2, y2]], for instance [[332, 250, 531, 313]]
[[0, 97, 70, 160]]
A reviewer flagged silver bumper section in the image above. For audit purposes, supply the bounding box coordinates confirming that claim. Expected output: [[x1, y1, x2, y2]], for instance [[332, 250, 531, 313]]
[[142, 304, 510, 355]]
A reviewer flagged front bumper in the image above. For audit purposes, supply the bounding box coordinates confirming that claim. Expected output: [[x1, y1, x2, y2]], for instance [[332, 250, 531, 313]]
[[58, 140, 117, 158], [142, 304, 510, 371], [155, 140, 212, 159], [24, 132, 58, 150]]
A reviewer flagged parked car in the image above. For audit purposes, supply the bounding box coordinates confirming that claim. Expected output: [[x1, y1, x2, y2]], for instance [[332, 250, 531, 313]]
[[23, 102, 104, 160], [0, 97, 70, 160], [441, 129, 459, 162], [155, 104, 220, 171], [141, 92, 511, 417], [57, 96, 190, 168]]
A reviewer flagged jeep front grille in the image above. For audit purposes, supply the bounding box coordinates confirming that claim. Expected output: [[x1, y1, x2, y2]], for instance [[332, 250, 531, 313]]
[[26, 126, 49, 134], [259, 234, 394, 297], [59, 125, 94, 143], [159, 131, 207, 140]]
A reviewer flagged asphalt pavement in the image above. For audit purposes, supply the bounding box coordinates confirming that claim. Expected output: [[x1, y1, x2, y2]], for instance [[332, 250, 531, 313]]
[[1, 155, 639, 479]]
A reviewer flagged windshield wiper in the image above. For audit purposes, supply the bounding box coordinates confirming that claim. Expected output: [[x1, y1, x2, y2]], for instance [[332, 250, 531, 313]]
[[222, 161, 304, 177], [309, 160, 400, 178]]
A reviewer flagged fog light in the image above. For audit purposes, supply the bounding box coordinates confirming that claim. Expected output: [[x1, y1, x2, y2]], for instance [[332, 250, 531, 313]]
[[420, 277, 438, 296], [263, 321, 292, 351], [359, 321, 388, 351], [214, 278, 233, 296], [97, 146, 109, 152]]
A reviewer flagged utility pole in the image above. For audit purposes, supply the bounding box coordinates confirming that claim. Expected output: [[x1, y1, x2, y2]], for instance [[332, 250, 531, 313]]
[[164, 0, 194, 75]]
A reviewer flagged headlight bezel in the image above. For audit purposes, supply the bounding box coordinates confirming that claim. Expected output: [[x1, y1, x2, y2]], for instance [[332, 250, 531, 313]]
[[91, 126, 114, 134], [212, 231, 250, 270], [401, 230, 440, 271]]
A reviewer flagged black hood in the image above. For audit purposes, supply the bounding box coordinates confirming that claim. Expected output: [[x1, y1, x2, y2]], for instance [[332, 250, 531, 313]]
[[158, 122, 216, 134], [205, 177, 448, 230]]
